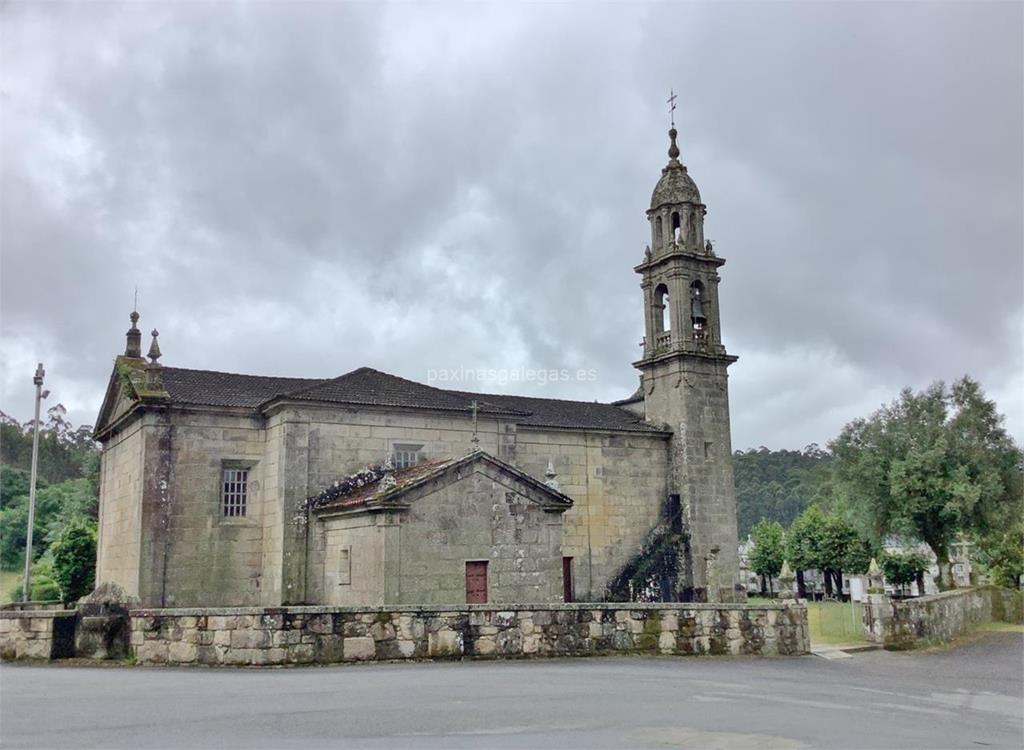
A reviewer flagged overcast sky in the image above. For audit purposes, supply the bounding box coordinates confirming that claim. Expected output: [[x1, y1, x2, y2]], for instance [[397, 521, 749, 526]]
[[1, 1, 1021, 451]]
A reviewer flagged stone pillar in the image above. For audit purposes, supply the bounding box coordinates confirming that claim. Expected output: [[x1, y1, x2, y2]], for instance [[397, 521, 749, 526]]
[[861, 558, 892, 644]]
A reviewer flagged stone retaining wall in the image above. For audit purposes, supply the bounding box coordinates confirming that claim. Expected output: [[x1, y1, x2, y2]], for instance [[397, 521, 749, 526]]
[[130, 602, 809, 666], [0, 610, 77, 660], [865, 587, 1023, 650]]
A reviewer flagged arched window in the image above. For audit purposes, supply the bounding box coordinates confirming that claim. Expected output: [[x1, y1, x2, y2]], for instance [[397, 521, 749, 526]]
[[654, 284, 670, 333], [655, 217, 664, 248], [690, 281, 707, 341], [671, 211, 681, 243]]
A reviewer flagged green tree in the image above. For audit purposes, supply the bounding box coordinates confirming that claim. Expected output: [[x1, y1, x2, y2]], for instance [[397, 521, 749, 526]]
[[0, 467, 37, 511], [50, 518, 97, 604], [831, 377, 1022, 589], [818, 514, 876, 596], [786, 505, 827, 597], [881, 551, 930, 595], [0, 478, 97, 569], [977, 521, 1024, 589], [749, 519, 785, 595]]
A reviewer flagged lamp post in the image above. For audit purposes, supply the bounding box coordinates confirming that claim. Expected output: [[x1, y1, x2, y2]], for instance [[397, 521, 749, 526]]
[[22, 363, 48, 603]]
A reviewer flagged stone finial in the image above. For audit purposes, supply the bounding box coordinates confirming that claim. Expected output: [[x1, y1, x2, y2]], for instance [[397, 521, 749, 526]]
[[667, 127, 680, 161], [544, 459, 559, 491], [125, 310, 142, 358], [147, 329, 162, 364], [867, 557, 884, 593], [778, 560, 796, 601]]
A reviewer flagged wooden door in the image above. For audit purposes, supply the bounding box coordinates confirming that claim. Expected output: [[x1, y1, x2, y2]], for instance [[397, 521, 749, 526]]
[[562, 556, 574, 603], [465, 561, 488, 603]]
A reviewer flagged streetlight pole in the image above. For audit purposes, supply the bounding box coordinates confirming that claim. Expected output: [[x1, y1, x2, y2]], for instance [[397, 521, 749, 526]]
[[22, 363, 47, 603]]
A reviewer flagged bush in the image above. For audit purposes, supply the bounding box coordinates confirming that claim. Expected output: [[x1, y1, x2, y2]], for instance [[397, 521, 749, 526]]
[[50, 518, 97, 604], [8, 558, 62, 602], [882, 550, 930, 590]]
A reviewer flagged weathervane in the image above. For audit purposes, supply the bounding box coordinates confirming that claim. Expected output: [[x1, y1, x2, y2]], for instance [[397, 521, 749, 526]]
[[667, 89, 677, 128]]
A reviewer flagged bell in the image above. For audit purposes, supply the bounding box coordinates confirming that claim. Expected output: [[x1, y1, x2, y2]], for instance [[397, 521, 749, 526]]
[[690, 296, 706, 324]]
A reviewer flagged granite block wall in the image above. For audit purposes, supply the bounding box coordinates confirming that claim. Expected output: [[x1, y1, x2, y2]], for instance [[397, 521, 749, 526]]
[[0, 610, 76, 660], [127, 602, 809, 666], [864, 587, 1022, 650]]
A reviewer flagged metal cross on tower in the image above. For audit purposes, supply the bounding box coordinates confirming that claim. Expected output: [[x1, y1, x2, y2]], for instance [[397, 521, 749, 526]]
[[667, 89, 677, 128]]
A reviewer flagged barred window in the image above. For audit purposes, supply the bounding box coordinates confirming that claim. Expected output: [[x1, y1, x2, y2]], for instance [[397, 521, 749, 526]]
[[222, 468, 248, 517], [392, 443, 424, 470]]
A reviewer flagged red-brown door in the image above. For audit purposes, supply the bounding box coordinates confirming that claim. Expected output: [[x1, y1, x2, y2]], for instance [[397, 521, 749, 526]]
[[465, 561, 488, 603], [562, 556, 574, 602]]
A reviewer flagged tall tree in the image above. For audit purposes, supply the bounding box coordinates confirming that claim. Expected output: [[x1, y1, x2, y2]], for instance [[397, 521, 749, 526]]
[[786, 504, 827, 598], [748, 519, 785, 595], [830, 377, 1022, 589]]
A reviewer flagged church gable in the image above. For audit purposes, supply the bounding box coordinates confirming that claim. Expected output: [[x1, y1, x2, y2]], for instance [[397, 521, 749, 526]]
[[93, 356, 148, 439], [307, 450, 573, 517]]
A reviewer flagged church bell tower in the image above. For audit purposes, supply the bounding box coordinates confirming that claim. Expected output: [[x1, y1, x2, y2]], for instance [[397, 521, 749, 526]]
[[634, 126, 743, 603]]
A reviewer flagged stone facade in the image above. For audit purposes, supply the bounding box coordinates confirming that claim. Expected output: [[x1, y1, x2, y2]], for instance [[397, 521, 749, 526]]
[[95, 404, 672, 607], [307, 454, 569, 606], [127, 602, 809, 667]]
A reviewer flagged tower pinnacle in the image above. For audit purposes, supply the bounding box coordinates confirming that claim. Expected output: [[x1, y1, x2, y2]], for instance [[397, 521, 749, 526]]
[[668, 127, 680, 162], [125, 310, 142, 358]]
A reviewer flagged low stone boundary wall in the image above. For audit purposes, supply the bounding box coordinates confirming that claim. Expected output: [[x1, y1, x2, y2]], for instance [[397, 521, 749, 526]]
[[0, 600, 66, 612], [130, 602, 810, 666], [0, 609, 77, 660], [865, 587, 1022, 650]]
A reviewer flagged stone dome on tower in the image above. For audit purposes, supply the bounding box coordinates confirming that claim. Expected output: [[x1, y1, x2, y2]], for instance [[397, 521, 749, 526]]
[[649, 127, 701, 211]]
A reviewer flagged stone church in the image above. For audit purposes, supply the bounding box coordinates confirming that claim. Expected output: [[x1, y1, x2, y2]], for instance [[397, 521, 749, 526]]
[[92, 128, 743, 608]]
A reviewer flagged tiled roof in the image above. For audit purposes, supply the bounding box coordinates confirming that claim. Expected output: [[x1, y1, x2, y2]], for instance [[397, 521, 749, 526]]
[[160, 368, 324, 408], [156, 365, 662, 433], [452, 390, 658, 433], [313, 458, 461, 511], [282, 368, 526, 416]]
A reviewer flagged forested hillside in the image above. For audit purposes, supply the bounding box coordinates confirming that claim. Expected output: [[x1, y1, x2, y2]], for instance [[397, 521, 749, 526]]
[[733, 445, 833, 539], [0, 406, 100, 601]]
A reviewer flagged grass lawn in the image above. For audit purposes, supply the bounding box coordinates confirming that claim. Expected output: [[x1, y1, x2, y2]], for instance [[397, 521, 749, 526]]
[[974, 621, 1024, 634], [0, 569, 21, 604], [807, 600, 867, 645]]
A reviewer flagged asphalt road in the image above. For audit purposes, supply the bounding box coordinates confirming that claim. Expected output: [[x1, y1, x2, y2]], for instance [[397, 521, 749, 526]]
[[1, 632, 1021, 749]]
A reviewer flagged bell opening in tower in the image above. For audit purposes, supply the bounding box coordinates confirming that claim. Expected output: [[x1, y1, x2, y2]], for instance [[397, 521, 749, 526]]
[[690, 281, 707, 341]]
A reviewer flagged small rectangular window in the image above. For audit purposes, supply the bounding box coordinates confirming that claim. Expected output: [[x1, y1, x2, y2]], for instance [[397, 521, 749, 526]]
[[392, 443, 425, 470], [338, 547, 351, 586], [704, 441, 713, 459], [222, 468, 248, 517]]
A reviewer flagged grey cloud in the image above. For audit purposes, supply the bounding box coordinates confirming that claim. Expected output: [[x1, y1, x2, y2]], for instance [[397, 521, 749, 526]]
[[1, 1, 1020, 452]]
